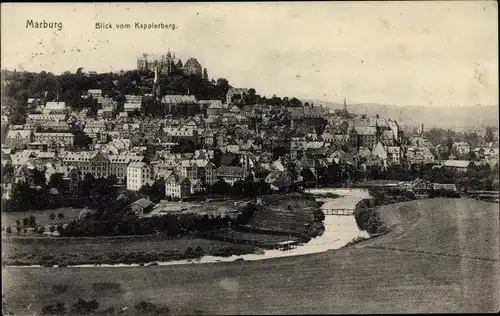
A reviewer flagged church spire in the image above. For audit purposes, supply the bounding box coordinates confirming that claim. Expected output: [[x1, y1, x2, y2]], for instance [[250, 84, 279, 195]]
[[153, 66, 161, 101]]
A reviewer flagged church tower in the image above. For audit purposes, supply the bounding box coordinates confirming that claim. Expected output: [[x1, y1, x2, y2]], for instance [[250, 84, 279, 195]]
[[153, 66, 161, 101]]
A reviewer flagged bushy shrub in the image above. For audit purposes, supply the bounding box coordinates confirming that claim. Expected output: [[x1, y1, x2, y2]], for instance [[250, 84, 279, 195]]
[[70, 299, 99, 314], [194, 246, 204, 254], [184, 246, 194, 256], [353, 207, 390, 237], [41, 302, 65, 315], [135, 301, 170, 314]]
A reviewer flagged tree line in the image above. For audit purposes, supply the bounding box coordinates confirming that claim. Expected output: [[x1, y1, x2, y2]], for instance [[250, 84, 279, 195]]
[[2, 172, 120, 212], [2, 65, 306, 123], [58, 197, 257, 238]]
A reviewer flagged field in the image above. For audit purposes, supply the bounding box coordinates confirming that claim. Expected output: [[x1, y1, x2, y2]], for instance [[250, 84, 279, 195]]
[[2, 235, 256, 266], [245, 193, 320, 235], [1, 208, 89, 228], [3, 198, 499, 314], [143, 200, 242, 218]]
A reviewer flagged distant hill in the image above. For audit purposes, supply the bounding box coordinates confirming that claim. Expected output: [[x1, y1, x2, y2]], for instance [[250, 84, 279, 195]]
[[306, 100, 499, 131]]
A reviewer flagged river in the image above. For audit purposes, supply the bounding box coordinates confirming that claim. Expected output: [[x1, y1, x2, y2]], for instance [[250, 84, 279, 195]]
[[9, 189, 371, 268], [34, 188, 369, 268]]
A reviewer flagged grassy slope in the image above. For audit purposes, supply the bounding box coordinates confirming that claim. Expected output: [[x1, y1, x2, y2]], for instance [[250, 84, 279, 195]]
[[1, 236, 255, 266], [2, 198, 499, 314], [1, 208, 85, 227]]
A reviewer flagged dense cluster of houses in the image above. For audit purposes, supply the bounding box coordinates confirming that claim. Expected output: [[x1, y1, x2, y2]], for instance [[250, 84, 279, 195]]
[[2, 75, 499, 202]]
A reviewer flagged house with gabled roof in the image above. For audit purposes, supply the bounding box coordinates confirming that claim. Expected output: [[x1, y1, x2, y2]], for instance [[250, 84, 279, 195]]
[[265, 170, 294, 192], [205, 100, 226, 116], [131, 197, 154, 214], [43, 102, 67, 114], [192, 159, 216, 186], [5, 129, 33, 149], [226, 88, 249, 105], [164, 171, 191, 199], [442, 160, 475, 173], [410, 178, 432, 198]]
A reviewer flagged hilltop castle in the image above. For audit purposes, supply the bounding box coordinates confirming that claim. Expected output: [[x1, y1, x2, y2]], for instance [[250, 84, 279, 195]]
[[137, 51, 203, 77]]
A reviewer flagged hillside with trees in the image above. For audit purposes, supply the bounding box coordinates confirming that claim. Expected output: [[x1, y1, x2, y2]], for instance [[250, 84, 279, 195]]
[[1, 63, 304, 122]]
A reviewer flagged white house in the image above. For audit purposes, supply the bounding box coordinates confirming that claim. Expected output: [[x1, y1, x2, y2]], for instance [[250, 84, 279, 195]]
[[127, 162, 152, 191]]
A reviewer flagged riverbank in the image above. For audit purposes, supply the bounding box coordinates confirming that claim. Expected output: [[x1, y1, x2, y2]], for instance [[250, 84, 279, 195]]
[[3, 198, 498, 314], [1, 236, 257, 267], [2, 190, 364, 267], [1, 193, 326, 267]]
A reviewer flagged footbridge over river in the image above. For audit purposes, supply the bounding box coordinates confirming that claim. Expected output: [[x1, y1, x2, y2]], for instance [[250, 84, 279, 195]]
[[323, 208, 354, 216]]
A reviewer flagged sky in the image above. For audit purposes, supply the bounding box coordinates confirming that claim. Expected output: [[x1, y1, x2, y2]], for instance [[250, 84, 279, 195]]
[[1, 2, 498, 107]]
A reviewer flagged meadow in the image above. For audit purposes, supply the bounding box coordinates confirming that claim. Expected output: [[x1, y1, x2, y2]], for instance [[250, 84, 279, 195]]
[[3, 198, 499, 315]]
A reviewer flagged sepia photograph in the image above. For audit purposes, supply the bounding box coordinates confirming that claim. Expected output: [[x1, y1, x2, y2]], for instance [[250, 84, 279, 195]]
[[1, 2, 499, 315]]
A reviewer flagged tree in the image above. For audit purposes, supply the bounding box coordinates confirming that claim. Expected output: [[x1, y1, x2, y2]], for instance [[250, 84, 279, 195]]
[[29, 215, 36, 227], [211, 178, 231, 194], [71, 299, 99, 314], [139, 183, 153, 197], [49, 226, 56, 233], [203, 68, 209, 81], [16, 220, 21, 227], [32, 168, 46, 185], [300, 168, 315, 184], [73, 131, 93, 148], [49, 212, 56, 221], [38, 226, 45, 234], [48, 173, 67, 193], [22, 217, 29, 226], [57, 212, 64, 219], [16, 226, 21, 233], [485, 127, 495, 143], [150, 180, 166, 200], [216, 78, 230, 101], [57, 225, 64, 235], [42, 302, 66, 315], [6, 226, 12, 234]]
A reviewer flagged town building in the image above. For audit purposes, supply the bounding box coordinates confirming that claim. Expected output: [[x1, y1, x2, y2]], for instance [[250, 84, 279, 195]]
[[349, 126, 377, 149], [33, 132, 74, 147], [44, 163, 81, 192], [43, 102, 67, 115], [124, 95, 143, 113], [161, 95, 199, 116], [62, 151, 144, 182], [289, 106, 325, 119], [127, 162, 152, 191], [226, 88, 250, 105], [452, 141, 471, 156], [216, 166, 248, 185], [5, 130, 33, 149], [130, 198, 154, 214], [27, 113, 67, 122], [164, 171, 191, 199], [442, 160, 475, 173], [200, 100, 225, 116], [192, 159, 216, 186], [87, 89, 103, 103]]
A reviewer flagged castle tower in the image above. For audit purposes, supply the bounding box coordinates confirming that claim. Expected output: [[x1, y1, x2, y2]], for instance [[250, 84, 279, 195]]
[[153, 66, 161, 101]]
